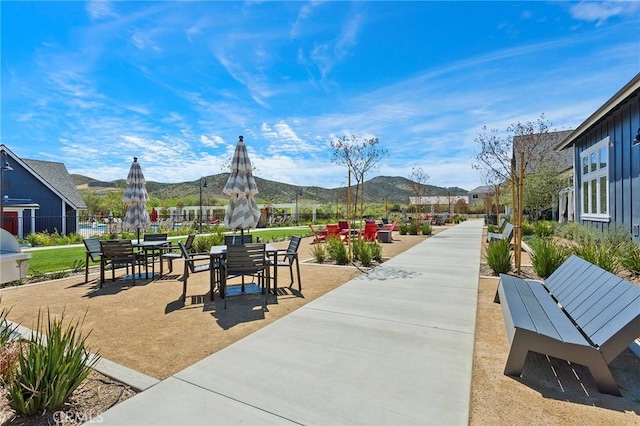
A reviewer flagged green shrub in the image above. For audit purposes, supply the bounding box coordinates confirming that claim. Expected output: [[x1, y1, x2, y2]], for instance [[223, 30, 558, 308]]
[[193, 231, 224, 252], [421, 223, 432, 235], [530, 238, 571, 278], [310, 242, 327, 263], [357, 242, 373, 266], [573, 242, 621, 274], [487, 224, 496, 233], [554, 222, 599, 244], [485, 239, 512, 274], [70, 259, 85, 273], [326, 236, 348, 265], [408, 222, 419, 235], [7, 310, 99, 416], [521, 222, 535, 236], [533, 221, 553, 238], [601, 225, 631, 246], [619, 242, 640, 276], [0, 303, 17, 349], [398, 224, 408, 235], [370, 242, 382, 262]]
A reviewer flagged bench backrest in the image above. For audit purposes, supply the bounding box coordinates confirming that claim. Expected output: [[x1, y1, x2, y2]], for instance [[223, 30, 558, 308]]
[[544, 255, 640, 361], [502, 223, 513, 240]]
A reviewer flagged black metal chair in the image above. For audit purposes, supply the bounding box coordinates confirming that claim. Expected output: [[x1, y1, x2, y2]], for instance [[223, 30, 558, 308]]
[[268, 236, 302, 291], [178, 241, 215, 302], [221, 243, 267, 309], [224, 234, 253, 246], [99, 240, 142, 287], [140, 233, 168, 273], [162, 234, 195, 273], [83, 238, 101, 283]]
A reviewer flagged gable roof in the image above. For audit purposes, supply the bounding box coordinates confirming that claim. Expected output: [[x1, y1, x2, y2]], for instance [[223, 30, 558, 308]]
[[22, 159, 87, 210], [556, 72, 640, 151], [514, 129, 574, 173], [468, 185, 493, 194], [0, 145, 86, 210]]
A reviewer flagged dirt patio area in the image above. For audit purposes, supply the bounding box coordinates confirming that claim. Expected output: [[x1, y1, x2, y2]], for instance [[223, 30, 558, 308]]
[[0, 233, 429, 380]]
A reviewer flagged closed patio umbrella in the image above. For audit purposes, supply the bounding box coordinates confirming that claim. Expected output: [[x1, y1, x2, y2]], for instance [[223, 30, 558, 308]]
[[122, 157, 151, 243], [223, 136, 260, 236]]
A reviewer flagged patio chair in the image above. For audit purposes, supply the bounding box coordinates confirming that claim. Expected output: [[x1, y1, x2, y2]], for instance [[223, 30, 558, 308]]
[[267, 236, 302, 290], [361, 222, 379, 242], [99, 239, 142, 287], [221, 243, 268, 309], [178, 241, 213, 302], [162, 234, 195, 273], [224, 234, 253, 246], [83, 238, 101, 283], [327, 224, 347, 244], [308, 224, 327, 244], [383, 220, 398, 232], [141, 233, 169, 272]]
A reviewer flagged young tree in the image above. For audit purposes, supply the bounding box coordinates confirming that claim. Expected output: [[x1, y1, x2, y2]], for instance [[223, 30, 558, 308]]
[[331, 134, 387, 223], [408, 167, 429, 219], [523, 163, 565, 222], [473, 113, 555, 271]]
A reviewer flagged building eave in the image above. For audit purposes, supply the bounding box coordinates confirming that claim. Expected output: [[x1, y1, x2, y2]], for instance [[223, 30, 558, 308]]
[[556, 72, 640, 151]]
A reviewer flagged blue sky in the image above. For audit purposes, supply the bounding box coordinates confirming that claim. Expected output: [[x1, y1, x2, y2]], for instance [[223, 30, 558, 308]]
[[1, 1, 639, 192]]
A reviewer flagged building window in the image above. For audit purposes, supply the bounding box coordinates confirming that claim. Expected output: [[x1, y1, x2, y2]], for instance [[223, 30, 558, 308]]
[[580, 136, 609, 221], [472, 194, 478, 199]]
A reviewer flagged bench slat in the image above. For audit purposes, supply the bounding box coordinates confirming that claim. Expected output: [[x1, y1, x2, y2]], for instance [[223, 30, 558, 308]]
[[570, 275, 627, 325], [559, 271, 611, 312], [498, 275, 536, 333], [582, 288, 640, 346], [499, 275, 588, 345], [544, 255, 586, 294], [526, 279, 589, 345]]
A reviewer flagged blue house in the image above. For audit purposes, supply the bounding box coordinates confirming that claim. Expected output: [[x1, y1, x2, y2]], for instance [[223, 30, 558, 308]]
[[0, 144, 86, 237], [556, 73, 640, 243]]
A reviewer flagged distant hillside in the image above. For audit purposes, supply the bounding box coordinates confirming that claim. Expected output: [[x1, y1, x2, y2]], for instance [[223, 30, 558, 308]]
[[72, 174, 468, 204]]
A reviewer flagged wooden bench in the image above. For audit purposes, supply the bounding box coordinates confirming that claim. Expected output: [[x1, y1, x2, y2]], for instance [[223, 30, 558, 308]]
[[495, 255, 640, 396], [487, 222, 513, 243]]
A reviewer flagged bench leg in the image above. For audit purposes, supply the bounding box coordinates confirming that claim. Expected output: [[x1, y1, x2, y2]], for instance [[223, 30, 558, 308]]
[[585, 354, 622, 396], [504, 333, 530, 376]]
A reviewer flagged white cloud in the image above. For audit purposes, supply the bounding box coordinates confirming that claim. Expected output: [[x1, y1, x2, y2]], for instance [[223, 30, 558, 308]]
[[569, 1, 639, 26], [86, 0, 118, 21], [200, 134, 224, 148]]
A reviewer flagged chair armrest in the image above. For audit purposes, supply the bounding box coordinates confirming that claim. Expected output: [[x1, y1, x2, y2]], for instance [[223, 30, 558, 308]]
[[190, 253, 210, 261]]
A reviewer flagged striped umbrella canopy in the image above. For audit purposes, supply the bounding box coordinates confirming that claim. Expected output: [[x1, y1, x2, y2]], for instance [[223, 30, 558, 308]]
[[223, 136, 260, 232], [122, 157, 151, 242]]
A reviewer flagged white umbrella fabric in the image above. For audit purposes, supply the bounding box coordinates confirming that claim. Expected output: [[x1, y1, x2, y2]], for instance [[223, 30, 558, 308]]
[[122, 157, 151, 243], [223, 136, 260, 235]]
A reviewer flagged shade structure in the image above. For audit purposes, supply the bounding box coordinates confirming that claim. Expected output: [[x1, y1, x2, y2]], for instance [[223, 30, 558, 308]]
[[223, 136, 260, 232], [122, 157, 151, 242]]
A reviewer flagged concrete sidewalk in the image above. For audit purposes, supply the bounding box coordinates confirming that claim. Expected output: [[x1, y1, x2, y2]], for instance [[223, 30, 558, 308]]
[[100, 219, 484, 425]]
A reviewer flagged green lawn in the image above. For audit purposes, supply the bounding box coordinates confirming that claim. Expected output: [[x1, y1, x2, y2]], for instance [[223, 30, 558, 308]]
[[24, 227, 311, 274]]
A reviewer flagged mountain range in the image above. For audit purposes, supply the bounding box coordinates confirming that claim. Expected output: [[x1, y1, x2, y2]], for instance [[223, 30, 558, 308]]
[[72, 174, 469, 205]]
